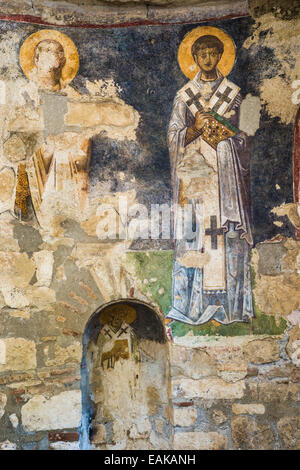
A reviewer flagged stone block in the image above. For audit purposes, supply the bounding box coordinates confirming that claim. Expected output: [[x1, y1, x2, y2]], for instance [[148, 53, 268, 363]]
[[257, 241, 287, 275], [148, 0, 248, 24], [291, 368, 300, 382], [0, 167, 15, 204], [253, 272, 300, 317], [129, 417, 152, 440], [65, 102, 136, 129], [0, 0, 33, 16], [217, 371, 248, 382], [250, 382, 300, 401], [0, 215, 19, 251], [0, 338, 36, 372], [25, 286, 56, 308], [8, 105, 43, 133], [33, 1, 147, 26], [90, 424, 106, 444], [9, 310, 30, 319], [49, 441, 80, 450], [277, 416, 300, 449], [231, 416, 275, 450], [0, 252, 35, 289], [0, 392, 6, 420], [173, 431, 227, 450], [232, 403, 265, 415], [287, 336, 300, 367], [0, 372, 35, 385], [265, 363, 294, 378], [246, 366, 259, 377], [44, 342, 82, 367], [170, 344, 217, 379], [48, 431, 79, 442], [243, 338, 280, 364], [3, 134, 26, 162], [9, 413, 18, 429], [287, 310, 300, 327], [211, 410, 227, 425], [33, 251, 54, 287], [0, 440, 17, 450], [172, 377, 245, 400], [172, 407, 197, 427], [1, 287, 29, 308], [21, 390, 81, 431], [7, 379, 41, 389]]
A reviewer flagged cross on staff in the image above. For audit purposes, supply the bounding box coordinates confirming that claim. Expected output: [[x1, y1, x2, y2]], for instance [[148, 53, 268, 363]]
[[212, 86, 233, 112], [205, 215, 224, 250], [185, 87, 204, 112]]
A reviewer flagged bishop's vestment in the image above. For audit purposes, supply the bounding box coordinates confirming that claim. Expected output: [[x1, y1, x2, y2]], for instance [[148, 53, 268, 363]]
[[167, 71, 254, 325]]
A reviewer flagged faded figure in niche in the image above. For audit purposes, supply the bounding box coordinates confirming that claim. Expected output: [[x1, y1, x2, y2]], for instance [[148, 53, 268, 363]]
[[18, 30, 91, 229], [167, 27, 254, 325], [89, 304, 141, 448], [96, 304, 139, 370]]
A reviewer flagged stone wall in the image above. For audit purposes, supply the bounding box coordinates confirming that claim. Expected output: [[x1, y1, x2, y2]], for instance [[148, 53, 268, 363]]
[[170, 335, 299, 450], [0, 0, 299, 450]]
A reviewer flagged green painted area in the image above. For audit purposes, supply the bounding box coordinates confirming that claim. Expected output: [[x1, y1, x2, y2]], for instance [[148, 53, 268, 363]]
[[126, 251, 173, 315], [126, 250, 287, 337]]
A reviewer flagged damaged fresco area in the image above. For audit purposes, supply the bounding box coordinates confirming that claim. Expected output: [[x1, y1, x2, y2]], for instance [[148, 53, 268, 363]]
[[0, 15, 298, 336], [0, 7, 299, 450]]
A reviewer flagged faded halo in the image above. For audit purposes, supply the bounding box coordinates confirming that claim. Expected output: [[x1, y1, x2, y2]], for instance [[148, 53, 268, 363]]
[[100, 304, 137, 325], [19, 29, 79, 87]]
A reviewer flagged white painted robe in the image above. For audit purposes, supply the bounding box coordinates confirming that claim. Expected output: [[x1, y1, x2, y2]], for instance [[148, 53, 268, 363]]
[[167, 71, 254, 325], [26, 132, 91, 229], [93, 322, 140, 448]]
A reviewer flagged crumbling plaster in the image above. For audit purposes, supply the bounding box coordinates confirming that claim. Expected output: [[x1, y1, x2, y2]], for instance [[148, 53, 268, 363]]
[[0, 0, 298, 451]]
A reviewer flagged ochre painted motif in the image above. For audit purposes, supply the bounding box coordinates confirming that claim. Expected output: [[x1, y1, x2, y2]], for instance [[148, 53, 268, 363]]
[[14, 163, 31, 218]]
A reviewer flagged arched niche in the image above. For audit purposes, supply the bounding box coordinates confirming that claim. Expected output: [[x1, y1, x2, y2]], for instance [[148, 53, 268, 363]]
[[80, 299, 172, 450]]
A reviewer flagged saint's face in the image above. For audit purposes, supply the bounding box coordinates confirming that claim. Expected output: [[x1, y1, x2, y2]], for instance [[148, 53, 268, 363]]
[[109, 312, 125, 330], [194, 47, 222, 73], [34, 40, 65, 76]]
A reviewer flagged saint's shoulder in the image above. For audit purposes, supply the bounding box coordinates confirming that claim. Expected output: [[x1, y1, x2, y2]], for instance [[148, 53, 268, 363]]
[[173, 80, 195, 105], [221, 77, 240, 93], [178, 80, 194, 92], [176, 80, 195, 96]]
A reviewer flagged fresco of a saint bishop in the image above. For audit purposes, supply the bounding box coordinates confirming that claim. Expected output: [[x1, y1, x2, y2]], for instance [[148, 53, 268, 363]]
[[167, 26, 254, 325]]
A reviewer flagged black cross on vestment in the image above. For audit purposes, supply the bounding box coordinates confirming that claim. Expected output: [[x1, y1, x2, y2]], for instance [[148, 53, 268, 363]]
[[117, 326, 129, 337], [103, 328, 112, 339], [205, 216, 224, 249], [212, 86, 233, 112], [185, 88, 203, 112]]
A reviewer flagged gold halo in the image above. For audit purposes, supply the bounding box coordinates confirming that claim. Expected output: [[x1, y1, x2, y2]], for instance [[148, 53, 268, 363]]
[[178, 26, 236, 80], [19, 29, 79, 87], [100, 304, 137, 326]]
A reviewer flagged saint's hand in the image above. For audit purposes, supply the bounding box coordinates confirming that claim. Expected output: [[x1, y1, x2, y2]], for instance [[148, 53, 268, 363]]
[[194, 110, 214, 131]]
